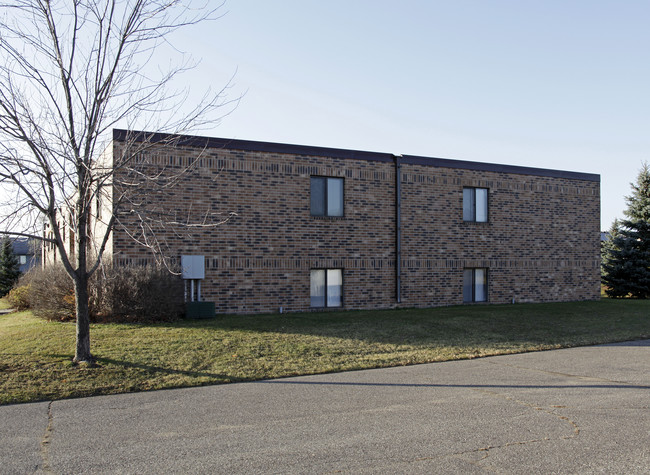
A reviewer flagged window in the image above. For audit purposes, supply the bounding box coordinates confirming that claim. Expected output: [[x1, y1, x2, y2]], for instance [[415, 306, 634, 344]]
[[463, 187, 488, 222], [311, 177, 343, 217], [463, 268, 488, 303], [310, 269, 343, 308], [19, 255, 27, 265]]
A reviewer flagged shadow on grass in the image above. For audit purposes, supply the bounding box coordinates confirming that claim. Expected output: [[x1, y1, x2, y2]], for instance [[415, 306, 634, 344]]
[[85, 301, 650, 353], [167, 301, 650, 345]]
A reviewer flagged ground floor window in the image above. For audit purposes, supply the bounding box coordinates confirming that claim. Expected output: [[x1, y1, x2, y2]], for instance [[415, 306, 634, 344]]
[[310, 269, 343, 308], [463, 268, 488, 303]]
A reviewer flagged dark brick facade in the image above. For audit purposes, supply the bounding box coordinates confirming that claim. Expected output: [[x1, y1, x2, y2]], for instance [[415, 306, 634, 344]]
[[109, 130, 600, 314]]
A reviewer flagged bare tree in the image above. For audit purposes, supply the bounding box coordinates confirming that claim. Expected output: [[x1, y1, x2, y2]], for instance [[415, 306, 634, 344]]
[[0, 1, 237, 363]]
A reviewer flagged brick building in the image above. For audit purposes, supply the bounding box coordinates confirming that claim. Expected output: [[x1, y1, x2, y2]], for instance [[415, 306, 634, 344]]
[[104, 129, 600, 314]]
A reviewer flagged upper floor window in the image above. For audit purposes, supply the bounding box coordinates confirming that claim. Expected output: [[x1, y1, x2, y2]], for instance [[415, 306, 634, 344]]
[[311, 177, 343, 217], [463, 187, 488, 222], [463, 268, 488, 303], [310, 268, 343, 308]]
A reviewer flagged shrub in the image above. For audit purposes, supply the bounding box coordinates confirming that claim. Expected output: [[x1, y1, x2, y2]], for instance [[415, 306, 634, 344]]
[[90, 264, 184, 322], [25, 263, 184, 323], [27, 265, 76, 321], [6, 284, 31, 310]]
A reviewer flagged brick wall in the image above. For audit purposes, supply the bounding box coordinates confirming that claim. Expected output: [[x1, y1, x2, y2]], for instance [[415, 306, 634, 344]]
[[399, 164, 600, 307], [109, 132, 600, 314]]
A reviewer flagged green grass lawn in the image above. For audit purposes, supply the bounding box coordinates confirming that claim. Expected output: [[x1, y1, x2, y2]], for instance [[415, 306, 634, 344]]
[[1, 299, 649, 405]]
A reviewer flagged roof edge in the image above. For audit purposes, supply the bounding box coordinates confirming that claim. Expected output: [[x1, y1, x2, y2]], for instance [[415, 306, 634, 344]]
[[402, 155, 600, 182], [112, 129, 395, 163], [113, 129, 600, 182]]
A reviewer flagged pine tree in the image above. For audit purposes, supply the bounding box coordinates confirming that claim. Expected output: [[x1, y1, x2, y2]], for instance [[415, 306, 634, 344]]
[[623, 163, 650, 222], [601, 219, 620, 288], [0, 236, 21, 297], [602, 163, 650, 298]]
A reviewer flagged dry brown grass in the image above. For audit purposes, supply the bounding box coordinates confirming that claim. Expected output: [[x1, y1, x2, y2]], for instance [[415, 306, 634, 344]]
[[1, 298, 649, 405]]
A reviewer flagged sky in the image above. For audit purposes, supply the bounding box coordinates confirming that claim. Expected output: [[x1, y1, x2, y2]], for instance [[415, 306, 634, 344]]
[[159, 1, 648, 229]]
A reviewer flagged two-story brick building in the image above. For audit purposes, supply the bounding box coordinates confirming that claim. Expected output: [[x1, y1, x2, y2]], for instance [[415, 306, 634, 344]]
[[104, 129, 600, 314]]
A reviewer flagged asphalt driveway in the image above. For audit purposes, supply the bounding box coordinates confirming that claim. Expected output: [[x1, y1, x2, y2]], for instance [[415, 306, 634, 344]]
[[2, 340, 649, 474]]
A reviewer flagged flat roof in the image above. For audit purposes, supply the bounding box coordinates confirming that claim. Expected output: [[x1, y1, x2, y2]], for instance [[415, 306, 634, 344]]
[[113, 129, 600, 183]]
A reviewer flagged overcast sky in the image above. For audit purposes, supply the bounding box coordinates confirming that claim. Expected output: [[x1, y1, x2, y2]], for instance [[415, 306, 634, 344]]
[[164, 0, 649, 229]]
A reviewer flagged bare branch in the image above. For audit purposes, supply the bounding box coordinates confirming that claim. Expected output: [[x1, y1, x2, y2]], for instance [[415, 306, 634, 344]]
[[0, 0, 236, 363]]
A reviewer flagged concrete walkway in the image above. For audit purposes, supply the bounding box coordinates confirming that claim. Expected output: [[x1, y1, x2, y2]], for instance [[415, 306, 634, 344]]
[[2, 340, 649, 474]]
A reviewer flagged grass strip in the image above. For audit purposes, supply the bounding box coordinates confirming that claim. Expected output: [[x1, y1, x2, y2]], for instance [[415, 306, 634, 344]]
[[1, 299, 649, 405]]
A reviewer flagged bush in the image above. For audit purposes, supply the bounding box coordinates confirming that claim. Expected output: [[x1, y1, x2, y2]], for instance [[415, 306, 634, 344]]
[[91, 265, 184, 322], [25, 264, 184, 323], [26, 265, 76, 321], [6, 284, 31, 310]]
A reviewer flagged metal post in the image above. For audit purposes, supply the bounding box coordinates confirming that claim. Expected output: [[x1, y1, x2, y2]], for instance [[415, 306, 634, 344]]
[[394, 154, 402, 304]]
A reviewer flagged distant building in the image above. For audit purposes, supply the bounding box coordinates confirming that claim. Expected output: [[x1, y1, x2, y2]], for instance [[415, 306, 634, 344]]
[[10, 237, 41, 274]]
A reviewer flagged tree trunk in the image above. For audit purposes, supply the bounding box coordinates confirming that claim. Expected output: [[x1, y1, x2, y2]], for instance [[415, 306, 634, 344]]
[[73, 274, 93, 364]]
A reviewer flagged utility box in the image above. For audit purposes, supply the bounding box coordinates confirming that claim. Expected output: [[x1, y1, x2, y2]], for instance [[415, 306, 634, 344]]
[[185, 301, 216, 319], [181, 255, 205, 279]]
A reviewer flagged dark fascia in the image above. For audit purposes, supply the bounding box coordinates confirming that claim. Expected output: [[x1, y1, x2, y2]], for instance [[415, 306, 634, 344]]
[[402, 155, 600, 182], [113, 129, 600, 183], [113, 129, 394, 163]]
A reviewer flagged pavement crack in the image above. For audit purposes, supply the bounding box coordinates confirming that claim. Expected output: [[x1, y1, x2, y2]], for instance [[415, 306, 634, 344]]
[[405, 387, 582, 471], [39, 401, 54, 474], [455, 387, 581, 469], [473, 388, 580, 439], [409, 434, 557, 472], [484, 360, 637, 387]]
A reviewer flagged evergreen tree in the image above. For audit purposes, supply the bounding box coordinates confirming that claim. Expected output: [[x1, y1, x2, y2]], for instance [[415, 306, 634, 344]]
[[602, 163, 650, 298], [601, 219, 620, 282], [0, 236, 21, 297], [623, 162, 650, 222]]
